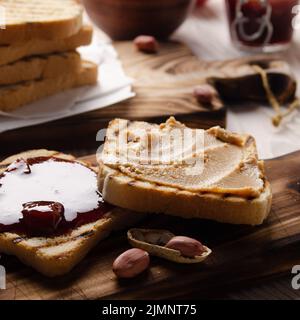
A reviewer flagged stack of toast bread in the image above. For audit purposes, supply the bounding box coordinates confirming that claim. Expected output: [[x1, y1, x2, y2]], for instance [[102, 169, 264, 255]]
[[0, 0, 98, 112]]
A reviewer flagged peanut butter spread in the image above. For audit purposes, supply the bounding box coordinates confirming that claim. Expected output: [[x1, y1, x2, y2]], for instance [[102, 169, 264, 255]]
[[101, 117, 265, 198]]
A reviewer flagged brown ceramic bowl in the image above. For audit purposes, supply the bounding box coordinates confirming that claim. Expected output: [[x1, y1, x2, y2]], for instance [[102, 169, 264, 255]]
[[82, 0, 195, 40]]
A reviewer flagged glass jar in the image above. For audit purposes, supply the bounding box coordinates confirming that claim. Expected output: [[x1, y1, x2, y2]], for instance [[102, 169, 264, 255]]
[[225, 0, 299, 52]]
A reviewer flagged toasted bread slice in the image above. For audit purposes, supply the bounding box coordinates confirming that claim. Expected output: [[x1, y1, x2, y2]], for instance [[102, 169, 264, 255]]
[[0, 51, 81, 86], [98, 118, 272, 226], [0, 150, 144, 277], [0, 60, 98, 112], [0, 0, 82, 45], [0, 25, 93, 66]]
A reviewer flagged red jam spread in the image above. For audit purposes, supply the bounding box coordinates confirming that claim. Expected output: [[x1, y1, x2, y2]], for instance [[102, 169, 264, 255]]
[[0, 157, 113, 236], [226, 0, 298, 47]]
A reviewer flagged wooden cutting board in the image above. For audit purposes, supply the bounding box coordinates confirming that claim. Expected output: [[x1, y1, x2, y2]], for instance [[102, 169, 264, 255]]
[[1, 41, 226, 157], [1, 150, 299, 300]]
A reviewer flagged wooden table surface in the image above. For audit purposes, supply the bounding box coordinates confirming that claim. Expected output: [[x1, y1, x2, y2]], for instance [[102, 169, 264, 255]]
[[1, 4, 300, 300], [172, 2, 300, 300], [1, 59, 300, 301], [1, 150, 300, 300]]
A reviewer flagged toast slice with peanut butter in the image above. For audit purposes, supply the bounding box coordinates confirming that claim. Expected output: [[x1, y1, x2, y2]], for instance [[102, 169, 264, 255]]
[[98, 117, 272, 225], [0, 150, 144, 277]]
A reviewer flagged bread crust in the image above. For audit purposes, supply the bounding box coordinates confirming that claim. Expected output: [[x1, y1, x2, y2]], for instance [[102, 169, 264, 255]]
[[0, 150, 144, 277], [0, 51, 81, 86], [0, 0, 83, 44], [0, 25, 93, 67], [98, 163, 272, 226], [0, 60, 98, 112]]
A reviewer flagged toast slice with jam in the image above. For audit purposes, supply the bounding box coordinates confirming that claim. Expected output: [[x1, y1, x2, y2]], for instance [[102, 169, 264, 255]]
[[0, 150, 143, 277], [98, 117, 272, 225]]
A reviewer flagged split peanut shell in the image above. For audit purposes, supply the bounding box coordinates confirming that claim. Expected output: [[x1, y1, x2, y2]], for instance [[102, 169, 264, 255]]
[[127, 228, 212, 264]]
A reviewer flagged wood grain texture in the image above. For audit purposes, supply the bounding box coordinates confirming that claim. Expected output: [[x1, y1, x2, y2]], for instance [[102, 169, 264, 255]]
[[0, 41, 226, 158], [0, 150, 299, 300]]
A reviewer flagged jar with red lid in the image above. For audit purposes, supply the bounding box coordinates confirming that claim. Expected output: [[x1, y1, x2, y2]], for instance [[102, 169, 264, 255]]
[[226, 0, 299, 52]]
